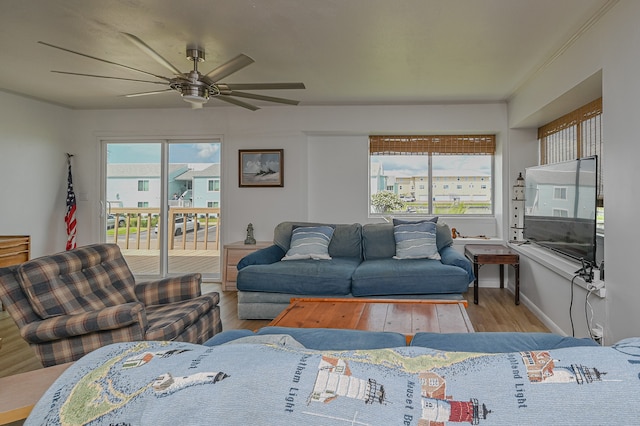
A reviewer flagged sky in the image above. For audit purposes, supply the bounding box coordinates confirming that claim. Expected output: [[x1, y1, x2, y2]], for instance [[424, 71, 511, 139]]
[[107, 142, 221, 164]]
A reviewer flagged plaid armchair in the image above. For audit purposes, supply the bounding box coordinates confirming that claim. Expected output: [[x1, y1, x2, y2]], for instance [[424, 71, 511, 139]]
[[0, 243, 222, 366]]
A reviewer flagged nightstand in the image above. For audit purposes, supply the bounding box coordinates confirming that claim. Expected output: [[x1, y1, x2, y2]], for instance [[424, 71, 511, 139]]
[[222, 241, 271, 291]]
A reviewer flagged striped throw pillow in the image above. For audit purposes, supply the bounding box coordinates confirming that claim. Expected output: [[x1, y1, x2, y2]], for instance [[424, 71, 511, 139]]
[[393, 221, 441, 260], [282, 226, 335, 260]]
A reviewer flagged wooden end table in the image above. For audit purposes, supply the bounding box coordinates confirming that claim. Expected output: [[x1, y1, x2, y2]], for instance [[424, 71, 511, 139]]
[[464, 244, 520, 305], [222, 241, 271, 291], [269, 298, 474, 344]]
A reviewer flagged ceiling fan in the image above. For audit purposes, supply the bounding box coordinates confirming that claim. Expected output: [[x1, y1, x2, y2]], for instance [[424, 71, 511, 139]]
[[38, 33, 305, 110]]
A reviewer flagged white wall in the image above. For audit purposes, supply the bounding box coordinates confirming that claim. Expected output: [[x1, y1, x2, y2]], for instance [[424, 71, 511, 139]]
[[507, 0, 640, 343], [307, 135, 367, 224], [598, 0, 640, 343], [68, 103, 507, 246], [0, 91, 71, 257]]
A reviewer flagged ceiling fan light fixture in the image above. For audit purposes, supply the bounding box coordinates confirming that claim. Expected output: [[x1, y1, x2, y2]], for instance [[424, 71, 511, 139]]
[[179, 84, 209, 106]]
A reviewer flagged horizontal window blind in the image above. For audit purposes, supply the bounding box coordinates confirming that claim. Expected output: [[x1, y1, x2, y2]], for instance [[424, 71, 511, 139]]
[[538, 97, 603, 203], [369, 135, 496, 155], [538, 98, 602, 164]]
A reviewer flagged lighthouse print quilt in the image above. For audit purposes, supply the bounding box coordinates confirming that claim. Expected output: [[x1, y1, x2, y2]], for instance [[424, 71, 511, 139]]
[[26, 338, 640, 425]]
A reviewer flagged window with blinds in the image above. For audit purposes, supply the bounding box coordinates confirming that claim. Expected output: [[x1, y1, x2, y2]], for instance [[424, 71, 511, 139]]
[[538, 98, 604, 230], [369, 135, 495, 216]]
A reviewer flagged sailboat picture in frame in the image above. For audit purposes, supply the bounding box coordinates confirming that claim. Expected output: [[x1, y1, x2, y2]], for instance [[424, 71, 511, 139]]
[[239, 149, 284, 187]]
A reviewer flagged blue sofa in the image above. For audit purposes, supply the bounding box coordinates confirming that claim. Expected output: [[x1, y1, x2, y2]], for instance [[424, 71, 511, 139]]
[[236, 221, 475, 319], [205, 326, 599, 352]]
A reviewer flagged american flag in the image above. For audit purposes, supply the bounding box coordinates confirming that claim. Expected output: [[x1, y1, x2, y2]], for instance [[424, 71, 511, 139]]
[[65, 155, 77, 250]]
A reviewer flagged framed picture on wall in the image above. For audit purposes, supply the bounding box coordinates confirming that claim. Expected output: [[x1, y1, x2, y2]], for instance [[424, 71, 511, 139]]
[[238, 149, 284, 187]]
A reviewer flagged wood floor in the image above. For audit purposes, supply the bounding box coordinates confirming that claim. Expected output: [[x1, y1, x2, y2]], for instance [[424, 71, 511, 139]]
[[0, 287, 547, 379]]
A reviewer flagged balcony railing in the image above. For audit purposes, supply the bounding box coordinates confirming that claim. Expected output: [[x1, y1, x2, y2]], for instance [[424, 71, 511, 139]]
[[107, 207, 220, 251]]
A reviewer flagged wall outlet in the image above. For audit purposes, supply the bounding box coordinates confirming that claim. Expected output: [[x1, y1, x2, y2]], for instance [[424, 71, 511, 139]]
[[592, 323, 604, 345], [587, 280, 606, 298]]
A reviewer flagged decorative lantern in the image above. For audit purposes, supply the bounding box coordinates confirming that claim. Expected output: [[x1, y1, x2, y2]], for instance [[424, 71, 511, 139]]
[[510, 172, 525, 242]]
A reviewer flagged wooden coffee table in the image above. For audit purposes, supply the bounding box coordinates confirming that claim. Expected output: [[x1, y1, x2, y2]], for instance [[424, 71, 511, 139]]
[[269, 298, 474, 343]]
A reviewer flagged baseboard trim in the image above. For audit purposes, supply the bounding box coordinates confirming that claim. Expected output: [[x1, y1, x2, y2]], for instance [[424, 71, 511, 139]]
[[503, 284, 565, 336]]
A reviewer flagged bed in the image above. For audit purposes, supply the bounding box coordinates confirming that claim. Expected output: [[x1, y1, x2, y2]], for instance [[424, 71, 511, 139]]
[[25, 329, 640, 425]]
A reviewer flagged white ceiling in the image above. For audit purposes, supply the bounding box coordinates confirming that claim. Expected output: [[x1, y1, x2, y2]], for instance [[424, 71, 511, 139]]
[[0, 0, 613, 111]]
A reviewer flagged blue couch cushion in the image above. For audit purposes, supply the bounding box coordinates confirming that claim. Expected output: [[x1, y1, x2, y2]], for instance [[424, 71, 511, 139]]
[[257, 327, 407, 349], [273, 222, 362, 259], [351, 257, 471, 296], [236, 257, 360, 295], [361, 223, 396, 260], [205, 327, 407, 350], [362, 222, 454, 260], [203, 329, 255, 346], [410, 332, 599, 352]]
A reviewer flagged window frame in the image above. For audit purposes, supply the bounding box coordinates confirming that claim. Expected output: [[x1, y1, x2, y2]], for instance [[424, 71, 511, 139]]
[[208, 179, 220, 192], [369, 135, 495, 217], [553, 187, 568, 200], [137, 180, 149, 192]]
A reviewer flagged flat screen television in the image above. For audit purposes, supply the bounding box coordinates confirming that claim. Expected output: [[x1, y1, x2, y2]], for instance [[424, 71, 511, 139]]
[[523, 156, 598, 265]]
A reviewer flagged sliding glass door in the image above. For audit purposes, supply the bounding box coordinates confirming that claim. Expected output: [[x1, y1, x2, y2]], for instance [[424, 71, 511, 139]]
[[165, 142, 221, 276], [103, 139, 221, 280]]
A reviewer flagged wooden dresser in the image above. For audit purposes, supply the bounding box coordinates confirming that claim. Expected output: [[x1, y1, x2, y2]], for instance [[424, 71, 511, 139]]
[[0, 235, 30, 268], [222, 241, 271, 291], [0, 235, 30, 335]]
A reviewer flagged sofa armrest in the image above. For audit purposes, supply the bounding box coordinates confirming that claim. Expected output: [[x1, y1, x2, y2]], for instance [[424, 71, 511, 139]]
[[237, 245, 285, 270], [135, 273, 202, 306], [439, 246, 475, 283], [21, 302, 147, 343]]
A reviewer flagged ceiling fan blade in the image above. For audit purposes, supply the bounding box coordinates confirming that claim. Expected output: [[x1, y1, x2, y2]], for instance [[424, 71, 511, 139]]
[[219, 83, 306, 91], [121, 32, 182, 76], [38, 41, 171, 82], [205, 54, 255, 81], [123, 89, 175, 98], [215, 95, 260, 111], [224, 91, 300, 106], [51, 71, 167, 85]]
